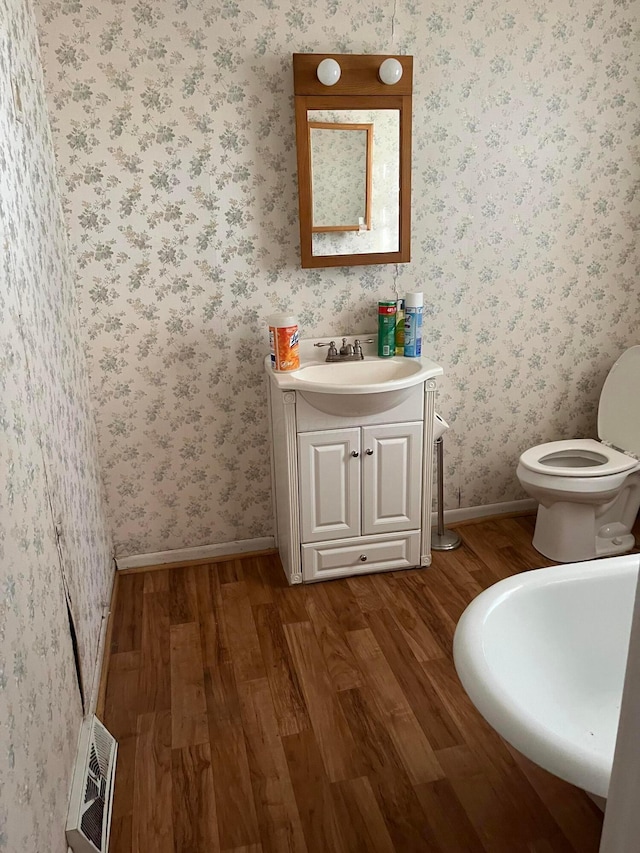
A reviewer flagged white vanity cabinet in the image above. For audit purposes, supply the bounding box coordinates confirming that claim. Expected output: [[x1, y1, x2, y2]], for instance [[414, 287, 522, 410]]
[[298, 423, 423, 542], [298, 422, 423, 581], [266, 342, 443, 584]]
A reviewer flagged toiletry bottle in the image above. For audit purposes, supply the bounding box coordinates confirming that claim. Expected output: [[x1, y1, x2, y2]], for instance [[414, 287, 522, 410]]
[[395, 299, 405, 356], [377, 301, 396, 358], [404, 292, 423, 357]]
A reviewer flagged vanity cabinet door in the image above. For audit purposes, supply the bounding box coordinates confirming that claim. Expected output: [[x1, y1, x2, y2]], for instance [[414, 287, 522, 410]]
[[298, 428, 360, 543], [361, 422, 423, 536]]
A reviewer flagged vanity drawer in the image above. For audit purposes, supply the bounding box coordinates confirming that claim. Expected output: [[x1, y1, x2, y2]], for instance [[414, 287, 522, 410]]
[[301, 530, 420, 582]]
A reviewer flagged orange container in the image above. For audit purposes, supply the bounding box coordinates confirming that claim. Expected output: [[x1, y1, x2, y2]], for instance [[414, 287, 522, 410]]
[[268, 313, 300, 372]]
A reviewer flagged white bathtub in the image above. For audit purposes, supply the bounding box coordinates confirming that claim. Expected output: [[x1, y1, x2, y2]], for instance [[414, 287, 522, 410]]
[[453, 553, 639, 799]]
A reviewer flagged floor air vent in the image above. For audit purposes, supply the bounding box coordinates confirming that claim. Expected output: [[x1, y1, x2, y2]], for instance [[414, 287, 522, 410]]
[[66, 715, 118, 853]]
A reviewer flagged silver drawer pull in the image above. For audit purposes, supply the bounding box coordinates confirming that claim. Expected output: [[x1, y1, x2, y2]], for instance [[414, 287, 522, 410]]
[[360, 554, 367, 562]]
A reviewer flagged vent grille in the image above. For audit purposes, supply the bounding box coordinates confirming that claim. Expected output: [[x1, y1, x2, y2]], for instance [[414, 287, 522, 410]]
[[67, 716, 118, 853], [84, 776, 99, 803], [93, 722, 114, 776], [80, 798, 105, 849], [88, 744, 101, 780]]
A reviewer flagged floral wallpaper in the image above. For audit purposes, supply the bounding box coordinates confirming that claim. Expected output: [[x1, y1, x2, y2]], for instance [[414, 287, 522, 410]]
[[33, 0, 640, 558], [0, 0, 113, 850]]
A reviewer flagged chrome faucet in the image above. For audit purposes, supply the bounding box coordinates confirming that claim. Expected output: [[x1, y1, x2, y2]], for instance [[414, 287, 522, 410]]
[[314, 338, 375, 362]]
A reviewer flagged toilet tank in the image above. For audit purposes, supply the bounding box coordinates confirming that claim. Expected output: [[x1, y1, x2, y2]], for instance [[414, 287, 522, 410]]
[[598, 345, 640, 457]]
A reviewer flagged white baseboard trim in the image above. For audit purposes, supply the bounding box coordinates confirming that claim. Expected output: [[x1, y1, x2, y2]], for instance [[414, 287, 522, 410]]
[[116, 501, 536, 571], [87, 603, 112, 716], [86, 558, 117, 715], [432, 498, 537, 527], [115, 536, 276, 571]]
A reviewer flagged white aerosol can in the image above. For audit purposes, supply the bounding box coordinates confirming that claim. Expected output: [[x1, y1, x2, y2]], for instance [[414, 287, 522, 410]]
[[403, 292, 423, 357]]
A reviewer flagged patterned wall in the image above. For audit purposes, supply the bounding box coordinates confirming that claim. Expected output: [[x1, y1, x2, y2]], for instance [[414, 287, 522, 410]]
[[0, 0, 113, 849], [34, 0, 640, 558]]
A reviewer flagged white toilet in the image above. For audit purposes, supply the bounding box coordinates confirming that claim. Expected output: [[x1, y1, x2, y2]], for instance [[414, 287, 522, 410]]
[[517, 346, 640, 563]]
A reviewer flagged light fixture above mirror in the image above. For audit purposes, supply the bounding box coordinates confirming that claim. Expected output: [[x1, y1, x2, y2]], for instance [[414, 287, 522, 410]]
[[293, 53, 413, 269], [316, 57, 341, 86], [314, 56, 405, 88], [378, 57, 403, 85]]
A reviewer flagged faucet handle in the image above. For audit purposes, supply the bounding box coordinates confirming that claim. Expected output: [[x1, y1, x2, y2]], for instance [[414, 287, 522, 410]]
[[353, 338, 374, 359], [314, 340, 338, 360]]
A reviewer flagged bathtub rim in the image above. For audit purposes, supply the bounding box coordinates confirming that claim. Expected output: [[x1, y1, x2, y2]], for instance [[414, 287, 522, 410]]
[[453, 552, 640, 799]]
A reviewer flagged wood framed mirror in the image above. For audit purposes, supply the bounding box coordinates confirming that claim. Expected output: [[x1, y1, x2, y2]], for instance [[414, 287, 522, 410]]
[[293, 54, 413, 269], [309, 121, 373, 233]]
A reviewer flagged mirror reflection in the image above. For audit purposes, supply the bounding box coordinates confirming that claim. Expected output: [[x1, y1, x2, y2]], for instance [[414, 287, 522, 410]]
[[307, 109, 400, 258], [310, 122, 373, 232]]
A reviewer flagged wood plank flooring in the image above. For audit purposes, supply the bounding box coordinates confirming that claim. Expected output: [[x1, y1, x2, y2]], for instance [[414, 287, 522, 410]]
[[103, 516, 607, 852]]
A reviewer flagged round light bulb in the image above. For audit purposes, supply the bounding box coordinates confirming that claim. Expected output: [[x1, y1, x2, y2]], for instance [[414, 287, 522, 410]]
[[316, 58, 341, 86], [378, 57, 403, 85]]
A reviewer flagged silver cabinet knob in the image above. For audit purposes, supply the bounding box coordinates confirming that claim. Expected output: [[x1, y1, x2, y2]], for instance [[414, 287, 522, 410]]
[[360, 555, 367, 562], [365, 448, 374, 455], [351, 450, 359, 458]]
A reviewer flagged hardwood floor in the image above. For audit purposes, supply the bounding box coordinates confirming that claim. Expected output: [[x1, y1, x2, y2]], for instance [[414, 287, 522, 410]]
[[103, 515, 607, 852]]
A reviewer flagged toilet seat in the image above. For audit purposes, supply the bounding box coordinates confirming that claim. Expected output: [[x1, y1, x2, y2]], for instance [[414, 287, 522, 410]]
[[519, 439, 637, 478]]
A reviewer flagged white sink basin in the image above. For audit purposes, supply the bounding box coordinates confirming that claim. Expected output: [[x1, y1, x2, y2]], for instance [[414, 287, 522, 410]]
[[295, 358, 424, 388], [265, 337, 443, 416]]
